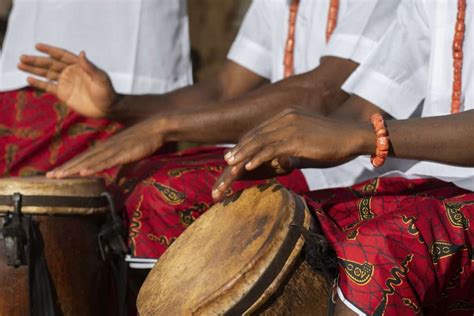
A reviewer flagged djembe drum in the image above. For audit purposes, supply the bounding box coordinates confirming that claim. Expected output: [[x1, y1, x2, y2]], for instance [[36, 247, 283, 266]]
[[0, 177, 126, 316], [137, 184, 333, 315]]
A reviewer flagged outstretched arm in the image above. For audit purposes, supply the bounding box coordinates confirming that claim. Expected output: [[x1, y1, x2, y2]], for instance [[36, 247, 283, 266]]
[[160, 56, 357, 144], [107, 59, 267, 125], [18, 43, 267, 124], [213, 97, 474, 200], [45, 57, 357, 178]]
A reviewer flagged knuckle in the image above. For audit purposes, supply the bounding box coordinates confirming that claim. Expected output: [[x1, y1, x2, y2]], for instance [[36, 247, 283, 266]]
[[268, 146, 277, 155], [280, 108, 296, 116], [285, 113, 297, 121], [253, 134, 266, 145], [285, 110, 303, 121], [263, 147, 276, 159]]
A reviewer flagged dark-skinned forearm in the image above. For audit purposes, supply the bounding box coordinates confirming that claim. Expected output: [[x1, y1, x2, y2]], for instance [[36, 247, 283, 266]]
[[327, 94, 391, 122], [349, 109, 474, 167], [106, 61, 267, 125], [163, 85, 319, 144], [292, 93, 474, 169], [107, 80, 223, 125], [162, 57, 358, 144], [386, 110, 474, 166]]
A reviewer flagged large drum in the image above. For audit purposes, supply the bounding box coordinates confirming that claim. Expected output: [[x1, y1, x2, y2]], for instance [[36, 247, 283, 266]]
[[137, 184, 331, 315], [0, 177, 123, 316]]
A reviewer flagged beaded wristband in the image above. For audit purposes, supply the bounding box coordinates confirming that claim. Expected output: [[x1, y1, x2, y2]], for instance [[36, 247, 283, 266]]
[[451, 0, 466, 113], [370, 113, 389, 168]]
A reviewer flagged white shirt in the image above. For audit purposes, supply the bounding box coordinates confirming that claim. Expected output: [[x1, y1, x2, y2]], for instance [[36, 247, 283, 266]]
[[0, 0, 192, 94], [311, 0, 408, 191], [343, 0, 474, 191], [228, 0, 401, 190], [323, 0, 402, 63], [228, 0, 352, 82]]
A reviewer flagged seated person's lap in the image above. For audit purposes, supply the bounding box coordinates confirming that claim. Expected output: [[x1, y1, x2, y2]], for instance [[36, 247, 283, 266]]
[[304, 177, 474, 315], [0, 88, 120, 177], [116, 146, 309, 259], [0, 103, 309, 260]]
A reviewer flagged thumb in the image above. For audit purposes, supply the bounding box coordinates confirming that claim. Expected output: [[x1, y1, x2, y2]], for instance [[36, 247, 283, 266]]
[[79, 51, 111, 84], [79, 51, 101, 78]]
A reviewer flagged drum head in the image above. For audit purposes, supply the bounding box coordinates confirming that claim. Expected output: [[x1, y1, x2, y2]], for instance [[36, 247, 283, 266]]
[[137, 184, 311, 315], [0, 177, 108, 215]]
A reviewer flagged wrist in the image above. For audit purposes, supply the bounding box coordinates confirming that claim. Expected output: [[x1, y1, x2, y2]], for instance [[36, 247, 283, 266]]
[[152, 115, 178, 143], [105, 93, 124, 120], [349, 121, 376, 156]]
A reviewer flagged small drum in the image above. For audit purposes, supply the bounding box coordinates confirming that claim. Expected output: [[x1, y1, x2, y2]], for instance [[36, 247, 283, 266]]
[[0, 177, 124, 316], [137, 184, 331, 315]]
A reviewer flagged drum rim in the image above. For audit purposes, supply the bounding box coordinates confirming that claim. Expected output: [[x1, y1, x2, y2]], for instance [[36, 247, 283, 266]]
[[0, 194, 108, 209]]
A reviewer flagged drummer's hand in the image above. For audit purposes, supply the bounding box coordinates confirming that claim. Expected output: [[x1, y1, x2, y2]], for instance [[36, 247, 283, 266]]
[[212, 109, 372, 200], [46, 118, 166, 178], [211, 156, 296, 202], [18, 43, 118, 119]]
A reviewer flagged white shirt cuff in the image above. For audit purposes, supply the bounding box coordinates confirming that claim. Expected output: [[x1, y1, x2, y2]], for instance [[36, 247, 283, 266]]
[[227, 35, 272, 79], [351, 37, 377, 64], [322, 34, 359, 60], [322, 34, 377, 64], [342, 66, 425, 119]]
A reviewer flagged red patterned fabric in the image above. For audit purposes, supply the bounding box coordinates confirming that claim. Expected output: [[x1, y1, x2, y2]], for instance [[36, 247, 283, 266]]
[[4, 89, 473, 314], [0, 88, 309, 262], [119, 146, 309, 259], [304, 177, 474, 315], [0, 88, 121, 180]]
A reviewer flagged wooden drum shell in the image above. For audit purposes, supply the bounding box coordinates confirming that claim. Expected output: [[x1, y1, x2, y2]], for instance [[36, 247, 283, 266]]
[[0, 177, 116, 316], [258, 260, 330, 315], [0, 214, 115, 316]]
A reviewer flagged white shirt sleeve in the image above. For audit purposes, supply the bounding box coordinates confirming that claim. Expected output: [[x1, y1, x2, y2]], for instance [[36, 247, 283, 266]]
[[227, 0, 273, 79], [342, 0, 430, 119], [323, 0, 401, 63], [1, 0, 192, 94]]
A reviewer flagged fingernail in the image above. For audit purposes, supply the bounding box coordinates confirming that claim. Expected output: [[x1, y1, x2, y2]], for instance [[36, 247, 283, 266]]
[[231, 166, 238, 174], [218, 182, 225, 188], [212, 189, 219, 199], [224, 152, 232, 161], [80, 169, 91, 176], [226, 154, 235, 163], [245, 161, 252, 169]]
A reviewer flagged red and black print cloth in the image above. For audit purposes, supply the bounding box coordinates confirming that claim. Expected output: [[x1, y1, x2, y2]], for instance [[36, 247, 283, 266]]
[[1, 89, 473, 315], [305, 177, 474, 315]]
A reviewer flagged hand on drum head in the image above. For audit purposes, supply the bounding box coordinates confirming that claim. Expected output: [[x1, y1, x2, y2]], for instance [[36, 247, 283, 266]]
[[47, 118, 166, 178], [211, 157, 294, 202], [18, 43, 118, 119], [215, 109, 367, 200]]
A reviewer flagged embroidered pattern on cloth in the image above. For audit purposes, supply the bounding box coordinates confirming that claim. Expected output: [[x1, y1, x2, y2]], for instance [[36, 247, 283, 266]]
[[120, 146, 308, 258], [0, 88, 121, 179], [304, 177, 474, 315]]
